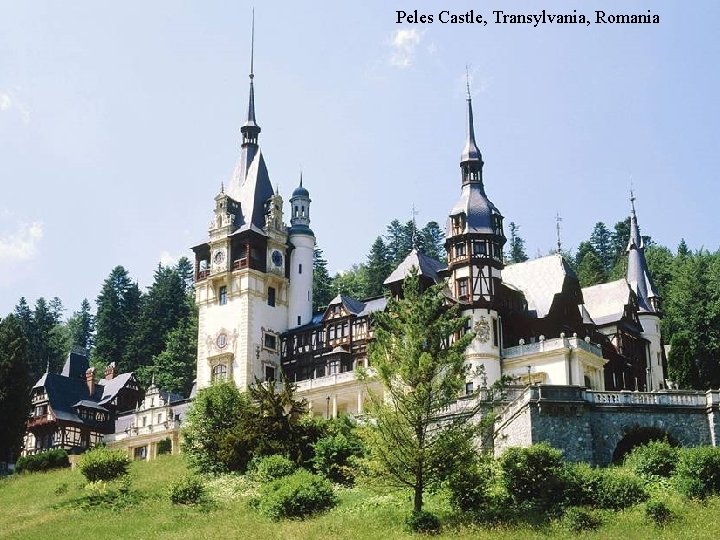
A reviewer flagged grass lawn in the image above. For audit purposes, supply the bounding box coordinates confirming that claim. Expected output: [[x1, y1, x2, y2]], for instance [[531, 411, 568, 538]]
[[1, 455, 718, 539]]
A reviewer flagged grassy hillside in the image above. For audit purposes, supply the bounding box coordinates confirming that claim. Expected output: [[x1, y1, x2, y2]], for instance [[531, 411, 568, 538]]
[[1, 455, 719, 539]]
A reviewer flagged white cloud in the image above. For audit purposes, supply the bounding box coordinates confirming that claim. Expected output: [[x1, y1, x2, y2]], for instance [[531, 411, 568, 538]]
[[159, 250, 178, 267], [0, 222, 44, 263], [389, 29, 423, 68], [0, 90, 30, 123]]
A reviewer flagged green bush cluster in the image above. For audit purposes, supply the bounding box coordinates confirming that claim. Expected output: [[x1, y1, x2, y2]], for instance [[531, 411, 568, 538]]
[[248, 454, 297, 483], [563, 462, 648, 509], [15, 449, 70, 473], [251, 469, 337, 520], [169, 476, 206, 505], [77, 447, 130, 482], [157, 438, 172, 456], [624, 440, 678, 480], [405, 510, 441, 534], [446, 455, 494, 513], [673, 446, 720, 498], [312, 431, 364, 485]]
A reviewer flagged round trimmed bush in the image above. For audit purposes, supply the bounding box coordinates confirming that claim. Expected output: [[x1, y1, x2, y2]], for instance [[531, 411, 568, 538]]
[[499, 443, 565, 506], [248, 454, 297, 483], [406, 510, 441, 534], [447, 456, 494, 513], [252, 469, 336, 520], [645, 500, 674, 526], [624, 440, 678, 480], [78, 447, 130, 482], [169, 476, 206, 505], [562, 463, 647, 509]]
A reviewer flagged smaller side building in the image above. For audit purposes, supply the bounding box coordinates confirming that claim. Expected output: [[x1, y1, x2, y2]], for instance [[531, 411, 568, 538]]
[[104, 382, 194, 460], [24, 353, 141, 456]]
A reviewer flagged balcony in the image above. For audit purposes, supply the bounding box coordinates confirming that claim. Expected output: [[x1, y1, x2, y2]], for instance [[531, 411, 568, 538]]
[[27, 413, 54, 428], [233, 258, 248, 270], [503, 336, 602, 360], [196, 269, 210, 281]]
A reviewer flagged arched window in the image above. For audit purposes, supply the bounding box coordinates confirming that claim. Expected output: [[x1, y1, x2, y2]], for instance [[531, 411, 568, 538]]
[[212, 364, 228, 382]]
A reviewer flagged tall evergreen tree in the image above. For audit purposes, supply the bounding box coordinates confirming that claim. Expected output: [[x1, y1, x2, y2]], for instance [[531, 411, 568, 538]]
[[363, 270, 474, 514], [66, 298, 95, 353], [417, 221, 446, 263], [365, 237, 392, 297], [0, 315, 31, 464], [507, 222, 529, 263], [126, 264, 191, 376], [667, 332, 700, 389], [590, 222, 614, 274], [312, 247, 334, 310], [576, 250, 606, 288], [95, 266, 142, 372], [176, 256, 195, 295], [332, 264, 369, 299]]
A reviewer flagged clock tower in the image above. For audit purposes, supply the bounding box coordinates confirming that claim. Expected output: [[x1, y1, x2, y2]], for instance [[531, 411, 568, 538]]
[[192, 25, 290, 391]]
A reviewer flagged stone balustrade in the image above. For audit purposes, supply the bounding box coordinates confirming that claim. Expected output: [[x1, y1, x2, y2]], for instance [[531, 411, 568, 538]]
[[502, 336, 602, 359]]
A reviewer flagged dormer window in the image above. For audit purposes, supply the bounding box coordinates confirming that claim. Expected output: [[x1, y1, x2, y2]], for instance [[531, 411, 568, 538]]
[[451, 214, 466, 236]]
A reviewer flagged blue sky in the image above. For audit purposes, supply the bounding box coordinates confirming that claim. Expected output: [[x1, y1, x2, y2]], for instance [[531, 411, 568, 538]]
[[1, 1, 718, 317]]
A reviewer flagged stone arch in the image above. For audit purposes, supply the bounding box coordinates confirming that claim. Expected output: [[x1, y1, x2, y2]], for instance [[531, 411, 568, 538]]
[[611, 425, 679, 464]]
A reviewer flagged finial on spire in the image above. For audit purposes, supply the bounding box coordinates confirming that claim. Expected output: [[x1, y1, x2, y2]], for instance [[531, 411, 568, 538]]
[[275, 183, 280, 195], [465, 64, 472, 100], [45, 359, 50, 374], [250, 8, 255, 80], [299, 171, 303, 188], [220, 181, 224, 194], [411, 204, 419, 249], [555, 211, 563, 253]]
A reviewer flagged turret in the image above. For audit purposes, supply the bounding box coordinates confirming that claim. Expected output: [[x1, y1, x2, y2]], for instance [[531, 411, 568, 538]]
[[288, 174, 315, 328], [626, 191, 664, 390], [445, 82, 506, 388]]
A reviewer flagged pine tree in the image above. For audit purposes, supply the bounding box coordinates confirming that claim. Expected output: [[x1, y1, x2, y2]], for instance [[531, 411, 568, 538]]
[[667, 332, 700, 389], [576, 250, 606, 288], [507, 222, 528, 263], [365, 237, 392, 297], [363, 269, 474, 514], [332, 264, 369, 299], [176, 256, 195, 295], [590, 222, 614, 274], [312, 247, 334, 310], [0, 315, 31, 464], [418, 221, 446, 263], [95, 266, 142, 372], [66, 298, 95, 353]]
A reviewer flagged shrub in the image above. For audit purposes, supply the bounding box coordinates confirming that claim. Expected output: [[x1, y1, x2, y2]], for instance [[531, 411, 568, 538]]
[[252, 469, 336, 520], [169, 476, 206, 505], [674, 446, 720, 499], [79, 477, 138, 510], [563, 507, 601, 533], [78, 447, 130, 482], [248, 454, 297, 483], [446, 455, 494, 513], [624, 440, 678, 480], [312, 431, 364, 485], [15, 449, 70, 473], [157, 438, 172, 456], [405, 510, 441, 534], [499, 443, 565, 506], [563, 464, 647, 509], [645, 500, 674, 526]]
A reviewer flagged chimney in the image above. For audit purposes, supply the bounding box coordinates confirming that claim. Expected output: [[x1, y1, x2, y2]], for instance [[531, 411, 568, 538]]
[[85, 367, 96, 396], [104, 362, 116, 380]]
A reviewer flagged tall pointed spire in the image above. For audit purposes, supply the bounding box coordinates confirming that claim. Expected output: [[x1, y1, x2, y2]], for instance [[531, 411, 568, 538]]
[[626, 190, 659, 312], [460, 67, 484, 188], [241, 9, 260, 145]]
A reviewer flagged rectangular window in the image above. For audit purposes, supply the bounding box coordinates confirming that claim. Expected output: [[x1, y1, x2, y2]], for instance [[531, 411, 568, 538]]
[[455, 243, 466, 258], [264, 332, 277, 351], [218, 285, 227, 305], [465, 381, 474, 395], [297, 316, 301, 326], [492, 318, 499, 346], [268, 286, 276, 307], [473, 241, 486, 256], [265, 366, 276, 382], [457, 278, 468, 298], [299, 263, 302, 274]]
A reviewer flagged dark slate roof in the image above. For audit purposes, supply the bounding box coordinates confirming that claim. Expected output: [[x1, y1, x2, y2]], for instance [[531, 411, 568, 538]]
[[626, 201, 659, 313], [97, 373, 134, 405], [384, 249, 446, 286], [231, 149, 274, 232], [60, 352, 89, 379], [358, 296, 388, 317], [461, 96, 483, 164], [326, 294, 366, 316], [502, 254, 578, 318], [446, 183, 502, 236], [72, 400, 110, 412]]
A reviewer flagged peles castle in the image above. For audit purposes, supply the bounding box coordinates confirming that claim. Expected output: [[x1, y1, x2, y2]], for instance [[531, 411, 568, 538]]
[[188, 39, 669, 437], [33, 33, 716, 467]]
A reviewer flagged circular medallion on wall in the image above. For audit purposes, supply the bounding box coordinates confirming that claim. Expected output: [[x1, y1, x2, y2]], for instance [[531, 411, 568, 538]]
[[216, 333, 228, 350], [271, 249, 283, 267], [213, 249, 226, 265]]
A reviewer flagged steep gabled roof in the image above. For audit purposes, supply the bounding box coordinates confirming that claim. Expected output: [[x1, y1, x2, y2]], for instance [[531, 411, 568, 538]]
[[325, 294, 366, 316], [501, 254, 579, 318], [384, 249, 446, 286], [229, 149, 274, 233], [60, 352, 89, 379]]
